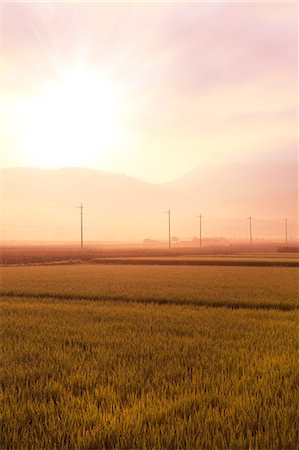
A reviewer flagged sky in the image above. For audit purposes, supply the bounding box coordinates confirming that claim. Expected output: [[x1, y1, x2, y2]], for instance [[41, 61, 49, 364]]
[[0, 1, 298, 183]]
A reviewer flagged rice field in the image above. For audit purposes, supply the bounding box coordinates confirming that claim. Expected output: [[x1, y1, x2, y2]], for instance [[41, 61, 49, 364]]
[[1, 264, 298, 310], [0, 261, 298, 449]]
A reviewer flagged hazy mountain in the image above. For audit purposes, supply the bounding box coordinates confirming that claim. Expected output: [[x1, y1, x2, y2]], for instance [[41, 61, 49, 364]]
[[0, 162, 298, 242], [164, 160, 298, 218], [1, 167, 186, 211], [0, 167, 192, 241]]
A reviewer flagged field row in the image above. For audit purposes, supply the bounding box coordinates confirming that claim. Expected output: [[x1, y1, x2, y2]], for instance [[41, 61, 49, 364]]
[[1, 265, 298, 310], [1, 296, 298, 449], [2, 245, 297, 265]]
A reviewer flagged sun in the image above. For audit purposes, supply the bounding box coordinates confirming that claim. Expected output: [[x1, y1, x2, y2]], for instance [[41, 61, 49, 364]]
[[19, 68, 125, 168]]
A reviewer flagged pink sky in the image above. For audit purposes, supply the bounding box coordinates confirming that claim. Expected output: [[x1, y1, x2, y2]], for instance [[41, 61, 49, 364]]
[[0, 1, 297, 183]]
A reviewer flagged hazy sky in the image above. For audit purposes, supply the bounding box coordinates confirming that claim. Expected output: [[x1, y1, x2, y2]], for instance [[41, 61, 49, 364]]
[[0, 1, 297, 182]]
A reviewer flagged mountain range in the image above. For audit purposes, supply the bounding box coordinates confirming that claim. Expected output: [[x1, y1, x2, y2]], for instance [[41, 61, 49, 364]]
[[0, 160, 298, 241]]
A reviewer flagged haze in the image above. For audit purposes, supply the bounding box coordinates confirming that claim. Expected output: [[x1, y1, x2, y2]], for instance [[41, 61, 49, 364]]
[[1, 1, 297, 182], [0, 2, 298, 243]]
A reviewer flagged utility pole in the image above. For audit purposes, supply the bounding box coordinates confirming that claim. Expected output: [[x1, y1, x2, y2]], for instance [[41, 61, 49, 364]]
[[285, 218, 288, 245], [76, 203, 83, 249], [165, 209, 171, 249], [196, 214, 202, 248], [248, 216, 253, 246]]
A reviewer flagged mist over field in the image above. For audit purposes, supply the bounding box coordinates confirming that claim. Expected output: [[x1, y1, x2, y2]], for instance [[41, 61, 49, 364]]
[[1, 159, 298, 243]]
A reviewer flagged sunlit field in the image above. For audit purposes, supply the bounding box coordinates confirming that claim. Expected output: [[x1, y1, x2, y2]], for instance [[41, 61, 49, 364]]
[[1, 264, 298, 310], [1, 296, 298, 449], [0, 256, 298, 449]]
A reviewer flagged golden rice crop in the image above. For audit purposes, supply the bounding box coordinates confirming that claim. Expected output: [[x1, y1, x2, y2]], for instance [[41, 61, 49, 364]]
[[1, 265, 298, 310], [1, 296, 298, 449]]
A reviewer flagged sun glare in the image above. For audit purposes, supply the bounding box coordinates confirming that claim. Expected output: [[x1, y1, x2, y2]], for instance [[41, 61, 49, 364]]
[[19, 68, 125, 168]]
